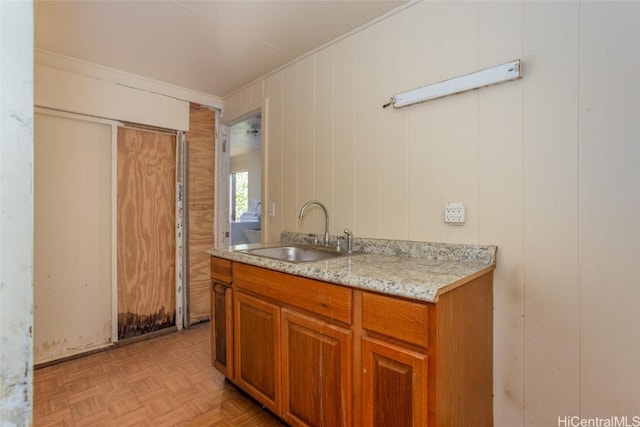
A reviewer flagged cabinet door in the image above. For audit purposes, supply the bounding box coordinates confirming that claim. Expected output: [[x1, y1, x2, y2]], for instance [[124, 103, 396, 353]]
[[234, 291, 281, 414], [211, 283, 233, 377], [282, 309, 352, 427], [362, 337, 428, 426]]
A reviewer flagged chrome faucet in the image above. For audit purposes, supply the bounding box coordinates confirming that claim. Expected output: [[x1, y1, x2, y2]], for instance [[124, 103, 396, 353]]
[[298, 200, 329, 246]]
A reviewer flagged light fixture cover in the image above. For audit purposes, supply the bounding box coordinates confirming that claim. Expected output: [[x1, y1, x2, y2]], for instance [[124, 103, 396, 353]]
[[390, 59, 522, 108]]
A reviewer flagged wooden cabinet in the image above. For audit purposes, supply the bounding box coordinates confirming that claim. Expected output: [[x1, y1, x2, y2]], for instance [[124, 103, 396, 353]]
[[232, 262, 353, 425], [429, 273, 494, 426], [233, 290, 281, 414], [361, 291, 429, 348], [211, 283, 233, 376], [360, 292, 429, 426], [359, 272, 493, 427], [362, 337, 428, 426], [282, 308, 352, 426], [211, 256, 494, 427], [210, 257, 233, 377], [233, 262, 352, 324]]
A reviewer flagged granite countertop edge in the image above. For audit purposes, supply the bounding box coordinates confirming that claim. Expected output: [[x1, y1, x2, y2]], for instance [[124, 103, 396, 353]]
[[208, 233, 497, 303]]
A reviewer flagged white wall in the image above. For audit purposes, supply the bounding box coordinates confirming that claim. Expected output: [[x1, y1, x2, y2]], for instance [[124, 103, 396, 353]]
[[578, 2, 640, 416], [34, 112, 114, 364], [0, 1, 34, 425], [35, 49, 224, 131], [35, 64, 191, 131], [36, 49, 223, 111], [224, 1, 640, 425], [223, 79, 265, 124]]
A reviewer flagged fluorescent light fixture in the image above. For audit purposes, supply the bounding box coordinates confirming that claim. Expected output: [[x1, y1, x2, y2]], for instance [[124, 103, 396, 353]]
[[386, 59, 522, 109]]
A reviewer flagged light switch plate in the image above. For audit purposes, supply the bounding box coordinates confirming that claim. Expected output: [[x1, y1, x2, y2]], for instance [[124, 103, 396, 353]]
[[268, 202, 276, 218]]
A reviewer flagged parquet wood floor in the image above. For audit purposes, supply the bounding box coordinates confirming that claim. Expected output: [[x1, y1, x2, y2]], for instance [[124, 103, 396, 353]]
[[34, 323, 287, 426]]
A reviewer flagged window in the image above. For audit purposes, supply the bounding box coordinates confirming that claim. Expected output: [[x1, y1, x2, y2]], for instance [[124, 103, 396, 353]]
[[230, 171, 248, 221]]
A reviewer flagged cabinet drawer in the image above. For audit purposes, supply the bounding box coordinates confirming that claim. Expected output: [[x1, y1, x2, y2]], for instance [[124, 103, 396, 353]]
[[211, 256, 232, 284], [234, 263, 352, 325], [362, 292, 428, 348]]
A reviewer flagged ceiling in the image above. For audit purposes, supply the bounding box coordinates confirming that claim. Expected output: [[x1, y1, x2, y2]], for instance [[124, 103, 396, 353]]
[[35, 0, 408, 98], [230, 114, 262, 158]]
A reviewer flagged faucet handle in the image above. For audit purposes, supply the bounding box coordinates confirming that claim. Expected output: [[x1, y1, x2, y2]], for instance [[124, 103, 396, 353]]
[[343, 229, 354, 253]]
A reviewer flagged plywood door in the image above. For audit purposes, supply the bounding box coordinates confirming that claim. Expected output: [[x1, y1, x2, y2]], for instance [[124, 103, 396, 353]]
[[117, 127, 176, 339], [186, 104, 215, 324], [34, 112, 113, 364]]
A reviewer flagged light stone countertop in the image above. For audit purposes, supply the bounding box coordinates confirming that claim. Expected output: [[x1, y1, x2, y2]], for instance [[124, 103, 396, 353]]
[[207, 232, 497, 303]]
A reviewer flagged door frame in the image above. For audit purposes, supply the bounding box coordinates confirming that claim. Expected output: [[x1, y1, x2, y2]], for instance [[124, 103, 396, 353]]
[[215, 111, 230, 248], [215, 101, 268, 247]]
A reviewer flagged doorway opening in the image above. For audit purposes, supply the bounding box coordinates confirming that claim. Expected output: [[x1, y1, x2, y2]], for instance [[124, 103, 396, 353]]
[[229, 114, 262, 245], [231, 170, 249, 221]]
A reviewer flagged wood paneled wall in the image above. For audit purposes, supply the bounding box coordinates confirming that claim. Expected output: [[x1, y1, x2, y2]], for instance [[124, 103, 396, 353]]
[[117, 127, 176, 338], [224, 2, 640, 425], [186, 104, 215, 324]]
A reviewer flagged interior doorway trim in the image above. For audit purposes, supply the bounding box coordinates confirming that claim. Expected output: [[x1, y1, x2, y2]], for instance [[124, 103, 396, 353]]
[[215, 111, 230, 248], [217, 103, 267, 247]]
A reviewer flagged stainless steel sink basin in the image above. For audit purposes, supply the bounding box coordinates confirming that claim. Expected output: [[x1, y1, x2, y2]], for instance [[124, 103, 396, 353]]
[[238, 245, 347, 263]]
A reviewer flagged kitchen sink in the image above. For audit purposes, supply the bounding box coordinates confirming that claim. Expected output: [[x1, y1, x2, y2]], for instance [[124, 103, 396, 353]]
[[238, 245, 348, 263]]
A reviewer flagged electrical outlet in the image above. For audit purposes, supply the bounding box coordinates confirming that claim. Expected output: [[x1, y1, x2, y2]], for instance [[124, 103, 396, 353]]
[[268, 202, 276, 218], [444, 202, 465, 224]]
